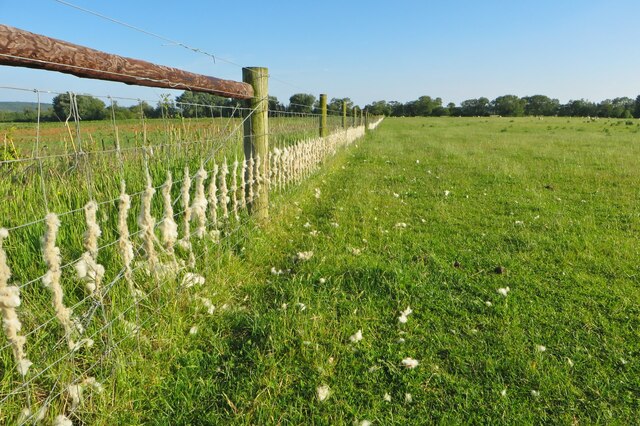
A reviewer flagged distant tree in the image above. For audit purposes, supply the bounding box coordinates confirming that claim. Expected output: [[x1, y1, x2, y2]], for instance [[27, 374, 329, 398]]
[[610, 97, 635, 118], [175, 91, 234, 117], [596, 99, 614, 118], [430, 106, 446, 116], [446, 102, 460, 116], [523, 95, 559, 116], [460, 97, 490, 116], [491, 95, 525, 117], [128, 101, 156, 119], [559, 99, 597, 117], [411, 96, 441, 116], [288, 93, 316, 113], [388, 101, 405, 117], [52, 94, 106, 121], [109, 101, 136, 120], [366, 100, 391, 116], [268, 96, 286, 113], [155, 94, 179, 118], [327, 97, 354, 115]]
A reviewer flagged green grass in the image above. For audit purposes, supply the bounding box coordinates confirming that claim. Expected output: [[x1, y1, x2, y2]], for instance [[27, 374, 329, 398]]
[[2, 116, 639, 424]]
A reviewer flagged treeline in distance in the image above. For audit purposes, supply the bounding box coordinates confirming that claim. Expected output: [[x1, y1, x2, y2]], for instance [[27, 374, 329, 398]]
[[2, 92, 640, 123]]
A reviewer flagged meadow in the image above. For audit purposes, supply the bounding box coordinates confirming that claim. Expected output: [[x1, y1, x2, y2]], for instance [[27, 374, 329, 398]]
[[1, 116, 639, 424]]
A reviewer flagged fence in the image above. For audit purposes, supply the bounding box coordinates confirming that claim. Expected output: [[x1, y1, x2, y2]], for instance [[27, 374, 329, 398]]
[[0, 24, 382, 424]]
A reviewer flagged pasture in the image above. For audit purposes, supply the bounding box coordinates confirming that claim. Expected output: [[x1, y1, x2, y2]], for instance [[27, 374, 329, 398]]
[[1, 116, 638, 424]]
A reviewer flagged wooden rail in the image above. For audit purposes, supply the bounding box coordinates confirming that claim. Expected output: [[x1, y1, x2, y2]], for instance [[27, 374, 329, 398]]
[[0, 24, 254, 100]]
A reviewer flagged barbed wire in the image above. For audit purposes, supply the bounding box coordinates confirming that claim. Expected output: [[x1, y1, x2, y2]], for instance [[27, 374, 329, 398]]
[[51, 0, 313, 93]]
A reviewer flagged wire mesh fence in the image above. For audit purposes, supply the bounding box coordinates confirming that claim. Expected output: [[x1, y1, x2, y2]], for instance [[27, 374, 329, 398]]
[[0, 84, 379, 424]]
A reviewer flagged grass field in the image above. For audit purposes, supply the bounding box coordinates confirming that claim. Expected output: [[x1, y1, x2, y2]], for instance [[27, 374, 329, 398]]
[[108, 116, 638, 424], [2, 116, 639, 424]]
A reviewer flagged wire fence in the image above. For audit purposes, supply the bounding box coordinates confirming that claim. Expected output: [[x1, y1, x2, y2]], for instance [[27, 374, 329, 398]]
[[0, 82, 381, 424]]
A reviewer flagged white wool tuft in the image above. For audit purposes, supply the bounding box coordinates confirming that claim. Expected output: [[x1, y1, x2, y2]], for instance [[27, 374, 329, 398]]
[[0, 232, 32, 376], [240, 160, 247, 209], [138, 170, 158, 267], [78, 201, 105, 297], [181, 273, 205, 288], [401, 357, 419, 369], [198, 297, 215, 315], [316, 384, 330, 402], [160, 172, 179, 256], [246, 157, 254, 204], [230, 159, 239, 221], [179, 166, 195, 267], [219, 160, 230, 220], [42, 213, 83, 350], [192, 165, 209, 238], [53, 414, 73, 426], [497, 287, 510, 297], [67, 383, 83, 410], [296, 251, 314, 261], [349, 329, 363, 343], [118, 181, 137, 299], [208, 163, 219, 227]]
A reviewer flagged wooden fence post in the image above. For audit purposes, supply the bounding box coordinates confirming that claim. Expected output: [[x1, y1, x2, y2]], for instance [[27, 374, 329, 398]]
[[342, 100, 347, 129], [319, 94, 328, 137], [364, 110, 369, 132], [243, 67, 269, 222]]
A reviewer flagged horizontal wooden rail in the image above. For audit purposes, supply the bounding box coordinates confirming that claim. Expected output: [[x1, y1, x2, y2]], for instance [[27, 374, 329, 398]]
[[0, 24, 254, 100]]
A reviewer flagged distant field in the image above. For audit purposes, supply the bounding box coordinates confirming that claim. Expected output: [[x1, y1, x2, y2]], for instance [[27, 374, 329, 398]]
[[0, 115, 343, 158], [0, 101, 53, 112], [1, 116, 638, 424]]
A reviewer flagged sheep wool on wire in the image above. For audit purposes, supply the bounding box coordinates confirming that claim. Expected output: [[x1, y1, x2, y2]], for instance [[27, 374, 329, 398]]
[[179, 166, 195, 267], [246, 156, 254, 204], [219, 159, 230, 221], [138, 170, 158, 268], [160, 172, 178, 256], [42, 213, 88, 351], [240, 159, 247, 210], [0, 228, 32, 376], [271, 148, 280, 190], [254, 154, 262, 203], [264, 120, 373, 194], [53, 414, 73, 426], [264, 151, 271, 189], [192, 165, 208, 238], [231, 159, 239, 221], [75, 201, 105, 298], [117, 181, 136, 298], [207, 163, 218, 228], [281, 148, 289, 188], [179, 166, 192, 245], [67, 376, 103, 411]]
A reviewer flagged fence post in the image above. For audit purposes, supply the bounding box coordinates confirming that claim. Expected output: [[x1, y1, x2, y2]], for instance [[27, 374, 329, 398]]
[[364, 110, 369, 133], [352, 106, 357, 127], [342, 100, 347, 129], [319, 94, 328, 137], [242, 67, 269, 222]]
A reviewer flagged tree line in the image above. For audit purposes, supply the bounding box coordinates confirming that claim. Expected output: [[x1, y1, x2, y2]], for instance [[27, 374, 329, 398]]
[[364, 95, 640, 118], [2, 92, 640, 123], [0, 92, 356, 123]]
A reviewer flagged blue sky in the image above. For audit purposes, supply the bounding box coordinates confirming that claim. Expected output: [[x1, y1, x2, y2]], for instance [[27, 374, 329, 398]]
[[2, 0, 640, 106]]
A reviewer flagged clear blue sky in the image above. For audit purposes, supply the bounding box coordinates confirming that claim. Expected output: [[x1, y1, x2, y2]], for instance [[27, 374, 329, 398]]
[[2, 0, 640, 107]]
